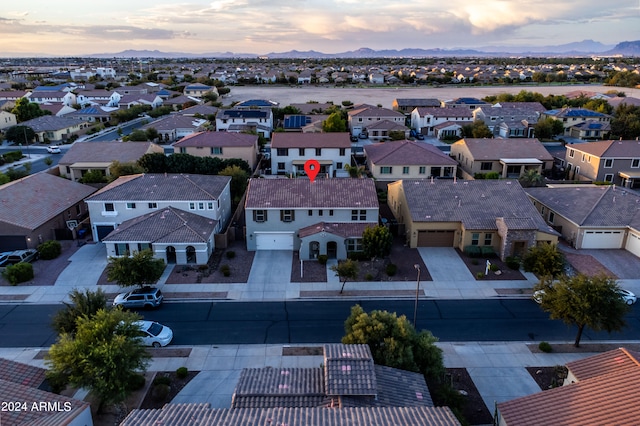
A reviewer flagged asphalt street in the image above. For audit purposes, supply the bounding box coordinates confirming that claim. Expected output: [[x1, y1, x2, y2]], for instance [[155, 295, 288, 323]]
[[1, 299, 638, 348]]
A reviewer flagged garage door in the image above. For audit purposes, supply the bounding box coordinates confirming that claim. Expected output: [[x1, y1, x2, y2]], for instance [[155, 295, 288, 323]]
[[417, 230, 455, 247], [96, 225, 115, 241], [255, 232, 294, 250], [581, 230, 624, 249], [626, 232, 640, 258]]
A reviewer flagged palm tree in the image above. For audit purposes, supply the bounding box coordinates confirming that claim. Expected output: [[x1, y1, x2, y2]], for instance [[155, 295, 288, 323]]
[[519, 169, 544, 187], [344, 164, 365, 178]]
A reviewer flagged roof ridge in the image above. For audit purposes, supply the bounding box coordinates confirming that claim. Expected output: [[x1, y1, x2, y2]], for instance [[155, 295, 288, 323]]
[[578, 185, 613, 226]]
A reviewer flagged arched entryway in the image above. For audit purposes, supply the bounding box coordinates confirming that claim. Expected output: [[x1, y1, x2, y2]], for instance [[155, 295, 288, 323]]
[[327, 241, 337, 259], [166, 246, 177, 264], [186, 246, 196, 264], [309, 241, 320, 259]]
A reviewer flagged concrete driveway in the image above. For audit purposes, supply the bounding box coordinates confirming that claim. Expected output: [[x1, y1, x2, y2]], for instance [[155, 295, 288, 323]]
[[245, 250, 293, 300], [418, 247, 475, 281]]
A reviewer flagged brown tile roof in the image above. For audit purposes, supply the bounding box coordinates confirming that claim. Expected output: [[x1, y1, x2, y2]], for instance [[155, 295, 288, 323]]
[[102, 206, 218, 243], [567, 140, 640, 158], [323, 344, 377, 396], [398, 179, 556, 233], [271, 132, 351, 148], [565, 347, 640, 382], [244, 178, 378, 209], [173, 131, 257, 148], [0, 173, 96, 231], [364, 120, 408, 131], [0, 358, 46, 388], [414, 107, 473, 118], [86, 173, 231, 202], [455, 138, 553, 161], [140, 114, 205, 131], [299, 222, 373, 239], [366, 140, 456, 166], [348, 105, 404, 119], [59, 141, 163, 165]]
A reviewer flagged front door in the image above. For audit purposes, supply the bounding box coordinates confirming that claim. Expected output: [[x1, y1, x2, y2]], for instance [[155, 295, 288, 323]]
[[166, 246, 177, 264], [512, 241, 526, 257], [327, 241, 337, 259]]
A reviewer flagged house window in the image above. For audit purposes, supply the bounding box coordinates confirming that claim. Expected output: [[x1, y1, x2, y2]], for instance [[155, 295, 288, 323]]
[[480, 162, 492, 171], [253, 210, 267, 222], [351, 209, 366, 221], [402, 166, 410, 174], [308, 209, 313, 216], [148, 202, 158, 209], [471, 233, 480, 246], [126, 202, 136, 209], [319, 210, 323, 216], [189, 202, 196, 210], [346, 238, 364, 252], [484, 233, 492, 246], [198, 202, 205, 210], [632, 159, 640, 168], [180, 147, 187, 154], [339, 148, 346, 156], [329, 210, 334, 216], [278, 162, 285, 170], [604, 174, 614, 182], [276, 148, 288, 156], [104, 203, 115, 212], [419, 166, 426, 174], [581, 154, 586, 162], [207, 202, 214, 210], [281, 210, 294, 222], [211, 147, 223, 155], [115, 243, 128, 256], [576, 166, 580, 175], [138, 243, 151, 252], [548, 211, 555, 224], [299, 148, 305, 156], [337, 162, 343, 170], [380, 166, 392, 174], [315, 148, 322, 156]]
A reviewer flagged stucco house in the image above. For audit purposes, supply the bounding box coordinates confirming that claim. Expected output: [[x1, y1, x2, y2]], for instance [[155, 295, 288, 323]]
[[140, 114, 208, 143], [364, 140, 457, 182], [526, 184, 640, 255], [216, 109, 273, 139], [0, 173, 95, 251], [540, 107, 611, 138], [391, 98, 441, 114], [85, 174, 231, 264], [472, 104, 543, 138], [244, 178, 378, 259], [18, 115, 87, 144], [58, 141, 165, 182], [173, 131, 259, 169], [451, 138, 554, 179], [410, 107, 473, 137], [183, 83, 218, 98], [387, 179, 558, 259], [564, 140, 640, 186], [347, 104, 405, 137], [270, 132, 351, 177], [0, 110, 17, 130]]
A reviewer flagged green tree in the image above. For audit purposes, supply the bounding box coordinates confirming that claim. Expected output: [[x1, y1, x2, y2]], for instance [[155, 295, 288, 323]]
[[522, 243, 565, 278], [138, 152, 169, 173], [45, 309, 151, 410], [109, 160, 145, 180], [362, 225, 393, 259], [145, 127, 159, 142], [11, 98, 51, 122], [344, 163, 365, 178], [52, 289, 108, 335], [610, 104, 640, 140], [219, 164, 249, 204], [535, 274, 630, 347], [106, 249, 166, 288], [518, 169, 544, 188], [388, 130, 406, 140], [330, 258, 359, 294], [322, 112, 347, 132], [127, 129, 149, 141], [0, 172, 9, 185], [4, 125, 35, 144], [534, 117, 564, 140], [342, 305, 444, 379], [79, 170, 107, 184], [462, 120, 493, 138]]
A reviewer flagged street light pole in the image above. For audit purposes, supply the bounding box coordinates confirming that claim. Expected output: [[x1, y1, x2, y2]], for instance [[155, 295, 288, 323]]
[[23, 127, 31, 159], [413, 264, 421, 328]]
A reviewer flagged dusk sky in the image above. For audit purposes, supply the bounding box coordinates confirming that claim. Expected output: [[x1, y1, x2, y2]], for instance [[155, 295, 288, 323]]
[[1, 1, 638, 56]]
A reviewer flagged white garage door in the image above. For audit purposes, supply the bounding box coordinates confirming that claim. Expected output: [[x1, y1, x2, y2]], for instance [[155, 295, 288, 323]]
[[581, 230, 624, 249], [255, 232, 294, 250], [625, 232, 640, 257]]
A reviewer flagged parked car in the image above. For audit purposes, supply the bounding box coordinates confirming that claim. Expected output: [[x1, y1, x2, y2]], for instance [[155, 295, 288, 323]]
[[0, 249, 39, 267], [533, 288, 637, 305], [358, 132, 368, 139], [113, 287, 164, 309], [350, 135, 359, 142], [135, 320, 173, 347], [415, 133, 425, 140], [46, 145, 61, 154]]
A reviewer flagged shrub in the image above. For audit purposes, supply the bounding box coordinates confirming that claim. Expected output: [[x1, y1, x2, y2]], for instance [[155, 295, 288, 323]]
[[220, 264, 231, 277], [347, 251, 369, 261], [539, 341, 553, 353], [225, 250, 236, 259], [464, 245, 481, 257], [2, 262, 34, 285], [317, 255, 328, 265], [476, 271, 485, 279], [385, 263, 397, 276], [127, 373, 146, 391], [365, 273, 374, 281], [2, 150, 23, 163], [506, 256, 521, 270], [489, 263, 499, 272], [176, 367, 188, 379], [37, 240, 61, 260], [153, 375, 171, 386], [522, 243, 565, 278], [152, 383, 170, 401]]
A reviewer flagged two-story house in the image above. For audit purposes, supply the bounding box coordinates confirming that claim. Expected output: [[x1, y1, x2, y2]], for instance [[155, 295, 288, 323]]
[[347, 104, 405, 137], [391, 98, 441, 115], [364, 140, 457, 182], [270, 132, 351, 177], [173, 131, 259, 169], [26, 90, 76, 106], [85, 174, 232, 264], [564, 140, 640, 187], [0, 110, 17, 130], [472, 104, 543, 138], [216, 109, 273, 139], [244, 178, 378, 259], [451, 138, 554, 179], [540, 107, 611, 139], [183, 83, 218, 98], [410, 107, 473, 138]]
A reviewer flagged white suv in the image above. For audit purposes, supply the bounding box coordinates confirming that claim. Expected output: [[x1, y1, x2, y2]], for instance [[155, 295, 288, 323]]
[[46, 146, 61, 154]]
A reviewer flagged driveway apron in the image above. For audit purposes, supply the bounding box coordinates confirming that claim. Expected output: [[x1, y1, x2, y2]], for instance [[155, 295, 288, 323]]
[[418, 247, 475, 281], [245, 250, 292, 299]]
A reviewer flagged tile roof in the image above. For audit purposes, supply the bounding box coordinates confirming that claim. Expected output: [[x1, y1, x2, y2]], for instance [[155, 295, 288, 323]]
[[394, 98, 441, 107], [565, 348, 640, 382], [525, 185, 640, 228], [218, 109, 270, 119], [173, 131, 257, 148], [19, 115, 80, 132], [365, 140, 457, 166], [399, 179, 555, 233], [244, 178, 378, 209], [567, 140, 640, 158], [0, 173, 96, 231], [102, 206, 218, 243], [86, 173, 231, 202], [348, 105, 404, 119], [178, 104, 219, 116], [235, 99, 278, 108], [59, 141, 163, 165], [454, 138, 553, 161], [323, 344, 377, 396], [494, 102, 546, 113], [140, 114, 205, 131], [544, 107, 610, 118], [298, 222, 373, 239], [271, 132, 351, 148], [0, 358, 46, 388], [122, 405, 461, 426], [364, 119, 408, 131], [414, 107, 473, 118]]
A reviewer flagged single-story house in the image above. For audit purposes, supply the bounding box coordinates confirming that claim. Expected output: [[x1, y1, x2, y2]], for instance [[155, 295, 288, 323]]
[[18, 115, 88, 144]]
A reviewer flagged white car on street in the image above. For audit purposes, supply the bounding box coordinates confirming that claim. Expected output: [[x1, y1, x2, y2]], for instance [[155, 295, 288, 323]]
[[533, 288, 637, 305], [135, 320, 173, 347], [46, 145, 61, 154]]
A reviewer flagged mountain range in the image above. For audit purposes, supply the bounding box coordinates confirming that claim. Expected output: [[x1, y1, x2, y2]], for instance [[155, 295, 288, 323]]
[[87, 40, 640, 59]]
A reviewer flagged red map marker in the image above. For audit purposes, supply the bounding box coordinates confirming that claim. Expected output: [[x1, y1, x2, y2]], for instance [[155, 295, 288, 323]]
[[304, 159, 320, 183]]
